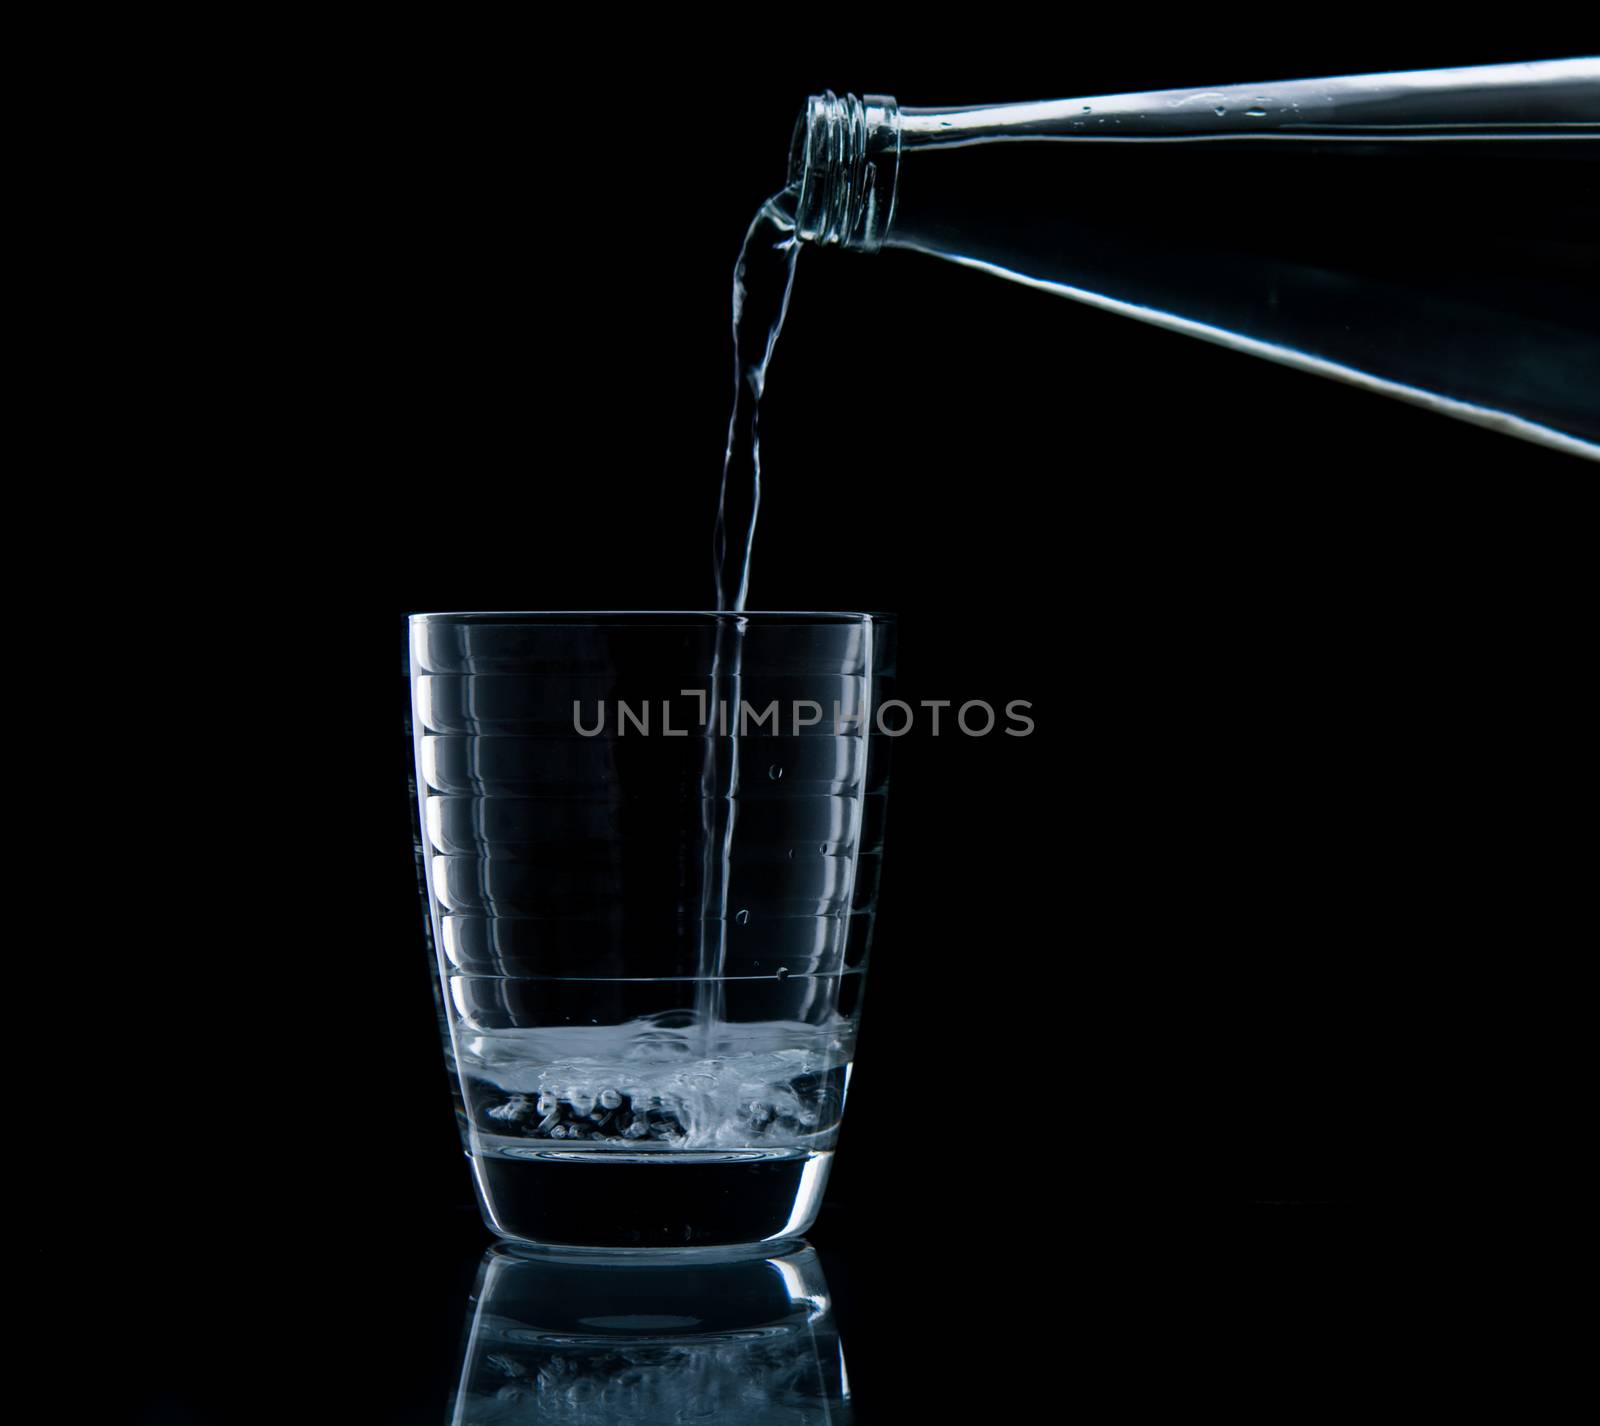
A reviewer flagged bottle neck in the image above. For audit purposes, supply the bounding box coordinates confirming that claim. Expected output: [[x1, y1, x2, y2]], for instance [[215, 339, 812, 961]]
[[789, 62, 1599, 252], [789, 92, 900, 251]]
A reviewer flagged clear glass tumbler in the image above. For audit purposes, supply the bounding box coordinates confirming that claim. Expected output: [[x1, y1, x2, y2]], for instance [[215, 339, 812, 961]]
[[407, 612, 893, 1248]]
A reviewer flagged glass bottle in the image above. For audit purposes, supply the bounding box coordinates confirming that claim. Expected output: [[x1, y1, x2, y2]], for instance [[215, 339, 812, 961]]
[[788, 60, 1600, 457]]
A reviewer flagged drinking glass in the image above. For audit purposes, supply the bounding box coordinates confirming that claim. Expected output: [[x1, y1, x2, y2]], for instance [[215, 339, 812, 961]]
[[407, 612, 892, 1248]]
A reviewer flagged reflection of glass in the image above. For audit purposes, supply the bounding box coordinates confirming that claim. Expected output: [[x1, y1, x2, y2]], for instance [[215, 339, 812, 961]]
[[447, 1241, 851, 1424]]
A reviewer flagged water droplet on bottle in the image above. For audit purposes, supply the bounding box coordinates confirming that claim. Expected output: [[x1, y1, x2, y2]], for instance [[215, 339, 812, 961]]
[[1245, 108, 1266, 118], [1214, 105, 1227, 116], [776, 966, 790, 980], [819, 843, 829, 854], [735, 909, 750, 925], [768, 763, 784, 780], [787, 847, 795, 860], [1081, 104, 1092, 112]]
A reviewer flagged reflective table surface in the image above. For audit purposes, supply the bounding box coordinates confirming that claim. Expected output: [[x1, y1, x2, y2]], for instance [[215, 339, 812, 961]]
[[74, 1194, 1361, 1426]]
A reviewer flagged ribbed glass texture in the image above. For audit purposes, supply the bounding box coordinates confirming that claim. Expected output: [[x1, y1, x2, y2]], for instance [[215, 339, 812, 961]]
[[407, 612, 893, 1248]]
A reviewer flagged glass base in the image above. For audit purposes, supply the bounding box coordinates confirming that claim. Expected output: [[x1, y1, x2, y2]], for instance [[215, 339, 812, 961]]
[[468, 1145, 834, 1250]]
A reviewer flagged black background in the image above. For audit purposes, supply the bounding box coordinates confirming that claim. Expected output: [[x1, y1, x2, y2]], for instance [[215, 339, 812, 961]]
[[56, 21, 1593, 1424]]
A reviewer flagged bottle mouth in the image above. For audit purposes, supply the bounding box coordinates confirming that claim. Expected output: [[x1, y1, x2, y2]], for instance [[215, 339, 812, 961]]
[[788, 92, 900, 250]]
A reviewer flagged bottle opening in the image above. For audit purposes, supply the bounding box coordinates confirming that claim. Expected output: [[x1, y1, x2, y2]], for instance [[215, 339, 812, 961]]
[[789, 91, 900, 250]]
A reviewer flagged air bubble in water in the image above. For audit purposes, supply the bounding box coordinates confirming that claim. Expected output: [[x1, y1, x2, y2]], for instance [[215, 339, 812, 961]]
[[768, 763, 784, 780], [776, 967, 790, 980], [735, 909, 750, 925], [464, 1018, 855, 1151]]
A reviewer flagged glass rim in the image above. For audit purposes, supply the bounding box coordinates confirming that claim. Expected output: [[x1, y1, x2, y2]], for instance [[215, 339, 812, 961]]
[[408, 610, 894, 624]]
